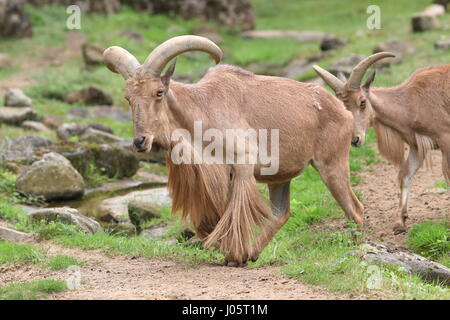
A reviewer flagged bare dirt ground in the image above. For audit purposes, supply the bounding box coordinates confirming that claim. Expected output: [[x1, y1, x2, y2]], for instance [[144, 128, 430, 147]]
[[1, 38, 448, 300], [358, 150, 449, 245], [0, 241, 352, 300]]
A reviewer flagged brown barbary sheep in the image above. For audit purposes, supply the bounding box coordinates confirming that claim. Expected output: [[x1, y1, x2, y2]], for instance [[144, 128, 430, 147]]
[[314, 53, 450, 234], [103, 35, 364, 266]]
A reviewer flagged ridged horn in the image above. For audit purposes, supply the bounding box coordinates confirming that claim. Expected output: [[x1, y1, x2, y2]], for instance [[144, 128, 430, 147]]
[[139, 35, 223, 77], [312, 65, 345, 93], [347, 52, 396, 90], [103, 46, 140, 80]]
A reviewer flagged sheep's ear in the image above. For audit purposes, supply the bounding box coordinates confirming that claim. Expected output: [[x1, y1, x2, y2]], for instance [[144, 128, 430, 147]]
[[161, 59, 177, 88], [363, 70, 376, 90]]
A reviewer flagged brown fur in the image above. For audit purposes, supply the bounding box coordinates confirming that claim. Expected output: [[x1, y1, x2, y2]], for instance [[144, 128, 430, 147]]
[[116, 62, 364, 264], [320, 63, 450, 233]]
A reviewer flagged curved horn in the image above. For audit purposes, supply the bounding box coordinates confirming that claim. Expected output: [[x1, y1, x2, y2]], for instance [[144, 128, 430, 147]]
[[347, 52, 396, 90], [313, 65, 345, 93], [139, 35, 223, 77], [103, 46, 140, 79]]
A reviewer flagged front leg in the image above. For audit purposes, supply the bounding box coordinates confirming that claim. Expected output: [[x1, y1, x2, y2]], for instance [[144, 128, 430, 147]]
[[247, 181, 292, 262], [394, 147, 420, 234]]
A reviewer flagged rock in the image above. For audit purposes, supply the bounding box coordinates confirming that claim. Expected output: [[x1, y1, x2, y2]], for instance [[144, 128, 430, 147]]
[[141, 222, 169, 239], [91, 143, 139, 178], [0, 0, 33, 38], [0, 226, 34, 242], [15, 152, 85, 201], [423, 4, 445, 16], [328, 54, 365, 78], [245, 62, 284, 76], [82, 43, 104, 67], [122, 0, 254, 31], [191, 24, 223, 44], [56, 123, 88, 140], [66, 87, 113, 106], [0, 136, 51, 165], [41, 114, 63, 129], [28, 207, 101, 234], [29, 0, 121, 15], [98, 187, 171, 223], [87, 123, 114, 134], [412, 13, 440, 32], [115, 139, 167, 165], [0, 53, 12, 68], [68, 106, 131, 122], [373, 40, 415, 67], [128, 199, 161, 232], [4, 88, 32, 107], [435, 39, 450, 49], [56, 143, 94, 176], [242, 30, 327, 42], [373, 40, 416, 68], [320, 35, 346, 51], [282, 59, 315, 80], [21, 120, 50, 132], [120, 28, 143, 42], [0, 107, 37, 125], [78, 127, 123, 144], [356, 242, 450, 286]]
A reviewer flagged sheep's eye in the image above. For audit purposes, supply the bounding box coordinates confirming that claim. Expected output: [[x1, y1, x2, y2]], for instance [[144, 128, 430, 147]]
[[156, 90, 164, 98]]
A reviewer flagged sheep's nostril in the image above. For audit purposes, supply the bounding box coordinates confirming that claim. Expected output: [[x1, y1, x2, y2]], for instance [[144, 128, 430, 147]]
[[351, 136, 360, 146], [133, 136, 146, 149]]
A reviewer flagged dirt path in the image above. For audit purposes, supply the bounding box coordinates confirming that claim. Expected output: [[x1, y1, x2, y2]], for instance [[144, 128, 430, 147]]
[[0, 241, 350, 300], [357, 150, 449, 245]]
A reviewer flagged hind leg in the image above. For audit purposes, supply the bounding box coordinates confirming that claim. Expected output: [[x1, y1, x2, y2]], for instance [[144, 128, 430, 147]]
[[313, 154, 364, 227], [247, 181, 291, 262], [437, 138, 450, 184], [393, 147, 420, 234]]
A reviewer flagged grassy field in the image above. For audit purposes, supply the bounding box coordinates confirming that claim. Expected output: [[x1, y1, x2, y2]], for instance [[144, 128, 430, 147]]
[[0, 0, 449, 299]]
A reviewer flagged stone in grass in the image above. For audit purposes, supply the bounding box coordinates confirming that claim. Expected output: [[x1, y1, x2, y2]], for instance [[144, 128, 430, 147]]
[[4, 88, 32, 107], [141, 222, 169, 240], [15, 152, 85, 201], [21, 120, 50, 132], [78, 128, 123, 144], [412, 13, 440, 32], [0, 107, 37, 125], [353, 241, 450, 286], [66, 87, 113, 106], [0, 226, 34, 242], [28, 207, 102, 234], [435, 39, 450, 49], [128, 200, 161, 233]]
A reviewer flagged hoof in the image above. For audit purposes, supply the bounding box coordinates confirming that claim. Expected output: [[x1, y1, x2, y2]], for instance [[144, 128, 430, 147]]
[[393, 226, 407, 235], [223, 260, 247, 267]]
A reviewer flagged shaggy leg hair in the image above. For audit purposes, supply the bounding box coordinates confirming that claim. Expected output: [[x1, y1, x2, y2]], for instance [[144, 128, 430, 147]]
[[167, 158, 274, 263], [203, 171, 274, 264]]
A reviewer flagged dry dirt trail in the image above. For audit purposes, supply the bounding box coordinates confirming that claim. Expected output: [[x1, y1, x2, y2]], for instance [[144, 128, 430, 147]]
[[0, 241, 351, 300]]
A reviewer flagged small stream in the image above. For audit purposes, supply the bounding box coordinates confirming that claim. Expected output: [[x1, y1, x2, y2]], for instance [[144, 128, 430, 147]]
[[24, 179, 167, 236]]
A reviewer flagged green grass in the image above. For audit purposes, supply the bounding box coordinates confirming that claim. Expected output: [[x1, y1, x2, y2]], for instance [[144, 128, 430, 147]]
[[0, 242, 44, 265], [407, 220, 450, 267], [46, 255, 81, 270], [1, 0, 450, 299], [0, 280, 67, 300]]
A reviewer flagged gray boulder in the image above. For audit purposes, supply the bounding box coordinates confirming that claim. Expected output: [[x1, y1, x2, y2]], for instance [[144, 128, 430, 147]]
[[66, 87, 113, 106], [373, 40, 415, 67], [0, 226, 34, 242], [82, 43, 104, 67], [91, 143, 139, 178], [4, 88, 32, 107], [0, 107, 37, 125], [0, 0, 33, 38], [29, 207, 101, 234], [328, 54, 365, 78], [320, 35, 346, 51], [21, 120, 50, 132], [98, 188, 171, 223], [78, 127, 123, 144], [412, 13, 440, 32], [15, 152, 85, 201]]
